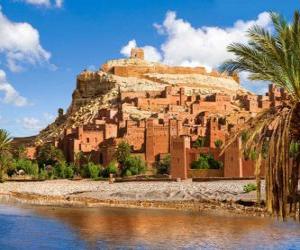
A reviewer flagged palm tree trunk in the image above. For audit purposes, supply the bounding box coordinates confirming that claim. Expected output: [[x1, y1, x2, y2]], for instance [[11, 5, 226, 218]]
[[255, 153, 262, 205]]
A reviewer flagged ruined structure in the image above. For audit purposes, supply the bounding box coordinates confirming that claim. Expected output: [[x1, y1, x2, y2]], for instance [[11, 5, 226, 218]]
[[25, 48, 287, 179]]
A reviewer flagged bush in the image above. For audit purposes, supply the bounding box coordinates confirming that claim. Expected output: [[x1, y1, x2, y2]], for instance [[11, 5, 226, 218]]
[[37, 144, 65, 167], [13, 159, 39, 177], [207, 154, 223, 169], [214, 139, 223, 149], [191, 154, 223, 170], [191, 155, 209, 169], [193, 137, 208, 148], [115, 141, 131, 164], [64, 166, 74, 179], [243, 183, 257, 193], [102, 161, 118, 178], [86, 162, 101, 180], [124, 169, 132, 177], [156, 154, 171, 175], [39, 169, 48, 180], [54, 162, 68, 179], [122, 156, 146, 176]]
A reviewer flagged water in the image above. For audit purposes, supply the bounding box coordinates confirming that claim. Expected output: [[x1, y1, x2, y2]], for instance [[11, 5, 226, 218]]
[[0, 203, 299, 250]]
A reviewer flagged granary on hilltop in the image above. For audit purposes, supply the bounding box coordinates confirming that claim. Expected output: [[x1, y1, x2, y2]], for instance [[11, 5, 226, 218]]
[[22, 48, 287, 179]]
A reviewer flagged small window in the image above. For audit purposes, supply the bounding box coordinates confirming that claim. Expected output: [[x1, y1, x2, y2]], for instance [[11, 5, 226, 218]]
[[86, 138, 90, 143]]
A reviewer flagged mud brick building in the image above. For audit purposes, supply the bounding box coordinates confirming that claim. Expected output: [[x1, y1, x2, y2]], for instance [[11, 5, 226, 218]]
[[24, 48, 286, 179]]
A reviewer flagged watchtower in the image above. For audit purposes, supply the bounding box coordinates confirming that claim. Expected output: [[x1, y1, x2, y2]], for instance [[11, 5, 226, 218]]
[[130, 48, 144, 60]]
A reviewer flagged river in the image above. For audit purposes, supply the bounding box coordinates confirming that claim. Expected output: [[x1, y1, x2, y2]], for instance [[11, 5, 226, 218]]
[[0, 204, 299, 249]]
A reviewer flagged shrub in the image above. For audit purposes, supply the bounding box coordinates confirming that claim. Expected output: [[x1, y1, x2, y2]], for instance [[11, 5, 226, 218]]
[[13, 159, 39, 177], [54, 162, 68, 179], [193, 137, 208, 148], [102, 161, 118, 178], [122, 156, 146, 176], [39, 169, 48, 180], [191, 155, 209, 169], [243, 183, 257, 193], [64, 166, 74, 179], [115, 141, 131, 164], [124, 169, 132, 177], [214, 139, 223, 149], [156, 154, 171, 175], [37, 144, 65, 167], [207, 154, 223, 169], [191, 154, 223, 170], [87, 162, 101, 180]]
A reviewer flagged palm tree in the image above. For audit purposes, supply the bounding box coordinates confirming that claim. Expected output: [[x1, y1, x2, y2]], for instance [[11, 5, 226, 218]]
[[220, 11, 300, 219], [0, 129, 12, 182]]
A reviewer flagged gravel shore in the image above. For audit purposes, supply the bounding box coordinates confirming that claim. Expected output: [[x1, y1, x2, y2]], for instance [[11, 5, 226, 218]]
[[0, 179, 263, 202]]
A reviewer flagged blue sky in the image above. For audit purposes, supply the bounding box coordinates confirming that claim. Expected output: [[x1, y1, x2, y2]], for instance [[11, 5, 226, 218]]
[[0, 0, 298, 137]]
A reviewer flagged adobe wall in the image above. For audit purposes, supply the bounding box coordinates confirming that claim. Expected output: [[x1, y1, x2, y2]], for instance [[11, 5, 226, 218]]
[[25, 147, 37, 160], [170, 136, 190, 180], [188, 169, 224, 178], [224, 138, 242, 177]]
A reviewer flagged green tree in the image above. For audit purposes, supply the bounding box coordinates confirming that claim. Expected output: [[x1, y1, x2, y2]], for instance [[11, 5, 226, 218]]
[[122, 156, 146, 176], [214, 139, 223, 149], [0, 129, 12, 182], [37, 144, 65, 167], [220, 11, 300, 218], [115, 141, 131, 165]]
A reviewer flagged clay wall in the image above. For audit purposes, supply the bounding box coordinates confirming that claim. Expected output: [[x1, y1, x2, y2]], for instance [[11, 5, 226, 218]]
[[170, 136, 190, 179], [25, 147, 37, 160]]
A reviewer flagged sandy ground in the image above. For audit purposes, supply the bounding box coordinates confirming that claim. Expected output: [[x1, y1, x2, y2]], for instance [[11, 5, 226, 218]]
[[0, 179, 263, 202]]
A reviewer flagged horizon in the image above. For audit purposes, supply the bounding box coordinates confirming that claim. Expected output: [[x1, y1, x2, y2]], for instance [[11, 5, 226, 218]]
[[0, 0, 299, 137]]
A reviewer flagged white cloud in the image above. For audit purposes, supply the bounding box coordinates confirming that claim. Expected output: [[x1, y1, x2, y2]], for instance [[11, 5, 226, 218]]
[[120, 39, 162, 62], [18, 113, 54, 133], [18, 0, 63, 8], [0, 69, 28, 106], [120, 11, 272, 93], [55, 0, 63, 8], [158, 11, 271, 69], [0, 8, 51, 72], [19, 117, 44, 131]]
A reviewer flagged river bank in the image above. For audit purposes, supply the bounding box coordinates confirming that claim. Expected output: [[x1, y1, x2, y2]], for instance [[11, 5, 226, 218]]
[[0, 179, 267, 216]]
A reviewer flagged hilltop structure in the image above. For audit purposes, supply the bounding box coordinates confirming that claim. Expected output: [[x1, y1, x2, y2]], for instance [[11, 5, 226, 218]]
[[22, 48, 287, 179]]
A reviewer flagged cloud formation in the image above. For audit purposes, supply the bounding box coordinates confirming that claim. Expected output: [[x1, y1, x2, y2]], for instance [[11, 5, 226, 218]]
[[121, 11, 272, 92], [0, 70, 28, 106], [120, 39, 162, 62], [18, 0, 63, 8], [19, 113, 54, 132], [0, 7, 51, 72]]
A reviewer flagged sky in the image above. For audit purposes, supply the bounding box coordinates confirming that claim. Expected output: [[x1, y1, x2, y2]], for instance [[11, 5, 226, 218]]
[[0, 0, 299, 137]]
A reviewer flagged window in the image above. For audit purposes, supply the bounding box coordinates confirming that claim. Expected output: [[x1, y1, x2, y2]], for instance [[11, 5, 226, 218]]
[[86, 138, 90, 143]]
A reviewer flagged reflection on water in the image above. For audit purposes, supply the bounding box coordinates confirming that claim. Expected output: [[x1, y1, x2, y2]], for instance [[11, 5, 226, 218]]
[[0, 203, 299, 249]]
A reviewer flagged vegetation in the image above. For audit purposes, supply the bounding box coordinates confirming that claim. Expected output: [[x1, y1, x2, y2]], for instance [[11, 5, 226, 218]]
[[191, 154, 223, 170], [102, 161, 118, 178], [0, 129, 12, 182], [115, 141, 131, 165], [214, 139, 223, 149], [156, 154, 171, 175], [122, 156, 146, 176], [37, 144, 65, 167], [13, 159, 39, 177], [220, 11, 300, 219], [193, 137, 208, 148], [243, 183, 257, 193], [86, 162, 102, 180]]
